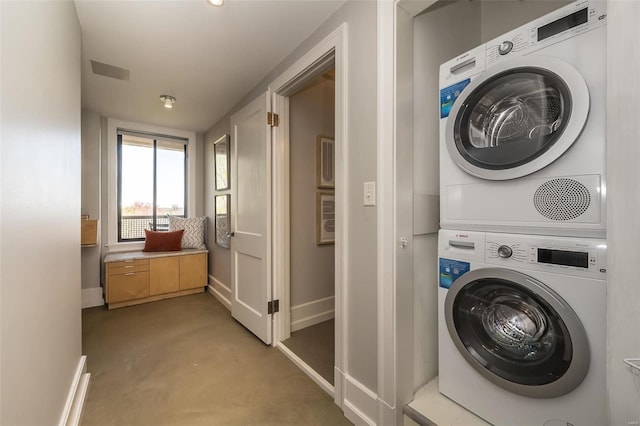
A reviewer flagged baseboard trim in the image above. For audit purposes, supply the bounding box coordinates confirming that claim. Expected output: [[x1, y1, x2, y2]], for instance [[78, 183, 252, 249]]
[[378, 398, 395, 426], [208, 275, 231, 311], [343, 375, 378, 426], [276, 342, 334, 397], [81, 287, 104, 309], [290, 296, 334, 332], [59, 355, 90, 426], [334, 367, 344, 408]]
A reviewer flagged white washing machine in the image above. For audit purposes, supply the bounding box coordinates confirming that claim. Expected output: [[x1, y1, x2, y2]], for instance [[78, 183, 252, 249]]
[[439, 0, 607, 238], [437, 229, 606, 426]]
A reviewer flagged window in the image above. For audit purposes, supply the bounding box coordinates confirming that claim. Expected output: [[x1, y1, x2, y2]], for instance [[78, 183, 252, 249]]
[[117, 131, 187, 241]]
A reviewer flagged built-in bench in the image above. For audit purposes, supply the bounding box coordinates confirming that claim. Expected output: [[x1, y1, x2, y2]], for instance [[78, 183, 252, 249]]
[[104, 249, 208, 309]]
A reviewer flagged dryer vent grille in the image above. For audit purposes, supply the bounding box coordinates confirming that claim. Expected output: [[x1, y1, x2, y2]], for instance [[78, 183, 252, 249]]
[[533, 178, 591, 221]]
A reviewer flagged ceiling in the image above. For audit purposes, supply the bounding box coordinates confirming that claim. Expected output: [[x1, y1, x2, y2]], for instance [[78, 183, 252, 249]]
[[74, 0, 347, 133]]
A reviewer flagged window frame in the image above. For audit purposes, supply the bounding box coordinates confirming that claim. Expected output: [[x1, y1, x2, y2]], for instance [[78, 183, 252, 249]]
[[116, 132, 188, 242], [107, 119, 197, 251]]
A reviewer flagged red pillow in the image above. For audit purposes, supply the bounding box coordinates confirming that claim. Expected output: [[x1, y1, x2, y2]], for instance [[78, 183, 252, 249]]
[[142, 229, 184, 252]]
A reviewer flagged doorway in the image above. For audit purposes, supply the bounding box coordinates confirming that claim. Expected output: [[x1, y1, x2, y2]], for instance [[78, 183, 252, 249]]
[[281, 69, 336, 386]]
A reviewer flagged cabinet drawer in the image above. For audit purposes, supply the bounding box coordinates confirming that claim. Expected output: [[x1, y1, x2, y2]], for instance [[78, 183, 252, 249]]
[[107, 259, 150, 275], [107, 271, 150, 303]]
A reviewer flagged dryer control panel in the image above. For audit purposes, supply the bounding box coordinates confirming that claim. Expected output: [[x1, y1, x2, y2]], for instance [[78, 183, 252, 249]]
[[485, 0, 607, 66], [485, 233, 606, 279]]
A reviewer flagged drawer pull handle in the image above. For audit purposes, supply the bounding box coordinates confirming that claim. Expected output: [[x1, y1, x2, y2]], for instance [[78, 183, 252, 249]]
[[124, 273, 135, 276], [124, 265, 134, 268]]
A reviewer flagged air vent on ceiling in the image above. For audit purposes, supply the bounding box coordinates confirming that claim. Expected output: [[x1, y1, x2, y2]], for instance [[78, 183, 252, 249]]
[[90, 60, 130, 81]]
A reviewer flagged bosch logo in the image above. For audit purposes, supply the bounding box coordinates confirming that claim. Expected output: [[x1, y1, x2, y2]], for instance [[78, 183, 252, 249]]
[[456, 234, 469, 238]]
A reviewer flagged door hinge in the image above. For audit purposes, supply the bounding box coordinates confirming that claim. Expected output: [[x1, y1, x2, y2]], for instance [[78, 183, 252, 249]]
[[267, 112, 279, 127], [267, 299, 280, 315]]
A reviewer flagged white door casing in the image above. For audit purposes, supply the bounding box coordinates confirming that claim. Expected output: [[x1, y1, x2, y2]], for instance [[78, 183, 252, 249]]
[[269, 24, 347, 405], [230, 91, 272, 345]]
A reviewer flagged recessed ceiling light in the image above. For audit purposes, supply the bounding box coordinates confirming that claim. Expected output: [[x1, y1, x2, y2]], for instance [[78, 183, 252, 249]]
[[160, 95, 176, 109], [207, 0, 223, 6]]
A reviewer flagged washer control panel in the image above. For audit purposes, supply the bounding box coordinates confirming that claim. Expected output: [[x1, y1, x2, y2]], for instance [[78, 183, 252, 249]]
[[487, 242, 527, 263], [497, 245, 513, 258], [486, 233, 606, 278], [497, 41, 514, 56]]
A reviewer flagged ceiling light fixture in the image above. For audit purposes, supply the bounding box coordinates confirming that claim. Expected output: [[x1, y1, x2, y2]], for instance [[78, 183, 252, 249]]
[[160, 95, 176, 109], [207, 0, 224, 6]]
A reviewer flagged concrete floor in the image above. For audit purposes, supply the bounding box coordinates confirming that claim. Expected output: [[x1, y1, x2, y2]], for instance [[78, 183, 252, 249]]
[[81, 293, 351, 426], [283, 320, 334, 385]]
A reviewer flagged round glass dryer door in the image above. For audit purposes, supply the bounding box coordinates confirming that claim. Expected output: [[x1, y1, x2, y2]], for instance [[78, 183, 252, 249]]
[[444, 268, 590, 398], [445, 56, 590, 180]]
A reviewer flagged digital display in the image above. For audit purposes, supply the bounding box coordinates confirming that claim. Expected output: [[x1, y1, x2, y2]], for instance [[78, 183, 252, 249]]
[[538, 8, 588, 41], [538, 248, 589, 268]]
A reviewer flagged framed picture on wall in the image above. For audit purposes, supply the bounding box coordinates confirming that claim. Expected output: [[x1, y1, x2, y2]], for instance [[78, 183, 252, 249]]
[[214, 134, 230, 191], [215, 194, 230, 248], [316, 135, 335, 188], [316, 192, 335, 245]]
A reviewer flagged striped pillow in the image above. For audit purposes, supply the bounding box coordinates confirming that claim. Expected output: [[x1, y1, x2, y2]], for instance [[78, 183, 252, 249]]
[[168, 216, 207, 249]]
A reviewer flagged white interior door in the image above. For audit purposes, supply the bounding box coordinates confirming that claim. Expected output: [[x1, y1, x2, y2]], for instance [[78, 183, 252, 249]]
[[230, 91, 272, 344]]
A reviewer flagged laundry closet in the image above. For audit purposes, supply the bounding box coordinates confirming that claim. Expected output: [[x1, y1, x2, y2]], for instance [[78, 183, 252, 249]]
[[402, 1, 608, 424]]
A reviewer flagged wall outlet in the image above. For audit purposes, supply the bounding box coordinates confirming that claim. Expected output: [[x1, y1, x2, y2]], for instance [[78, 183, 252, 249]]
[[364, 181, 376, 206]]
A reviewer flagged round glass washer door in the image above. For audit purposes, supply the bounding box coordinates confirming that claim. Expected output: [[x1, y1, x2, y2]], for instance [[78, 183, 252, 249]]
[[445, 56, 590, 181], [444, 267, 590, 398]]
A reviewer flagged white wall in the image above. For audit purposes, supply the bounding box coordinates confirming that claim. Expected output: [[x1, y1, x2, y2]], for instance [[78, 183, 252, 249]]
[[81, 109, 102, 291], [0, 1, 83, 424], [204, 0, 379, 395], [606, 2, 640, 424], [289, 76, 335, 308]]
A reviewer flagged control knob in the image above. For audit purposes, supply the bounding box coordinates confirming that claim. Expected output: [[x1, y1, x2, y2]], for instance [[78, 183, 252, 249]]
[[497, 245, 513, 258], [498, 40, 513, 55]]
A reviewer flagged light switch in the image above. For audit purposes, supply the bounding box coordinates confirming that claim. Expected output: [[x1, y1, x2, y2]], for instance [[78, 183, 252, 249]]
[[364, 181, 376, 206]]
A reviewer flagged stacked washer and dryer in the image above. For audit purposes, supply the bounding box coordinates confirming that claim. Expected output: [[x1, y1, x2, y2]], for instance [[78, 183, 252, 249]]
[[436, 1, 607, 425]]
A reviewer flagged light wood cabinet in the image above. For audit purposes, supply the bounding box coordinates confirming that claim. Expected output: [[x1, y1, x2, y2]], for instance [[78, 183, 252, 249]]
[[150, 256, 180, 295], [179, 253, 207, 290], [106, 259, 150, 303], [105, 250, 208, 309]]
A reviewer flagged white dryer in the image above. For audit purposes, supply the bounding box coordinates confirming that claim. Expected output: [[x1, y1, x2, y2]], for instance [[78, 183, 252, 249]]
[[438, 229, 606, 426], [439, 0, 607, 238]]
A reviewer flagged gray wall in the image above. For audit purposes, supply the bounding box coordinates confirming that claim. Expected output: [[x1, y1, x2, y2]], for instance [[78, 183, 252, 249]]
[[0, 1, 83, 424], [195, 132, 205, 217], [81, 109, 102, 290], [204, 0, 379, 392], [412, 0, 481, 391], [290, 76, 335, 307], [205, 120, 232, 287]]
